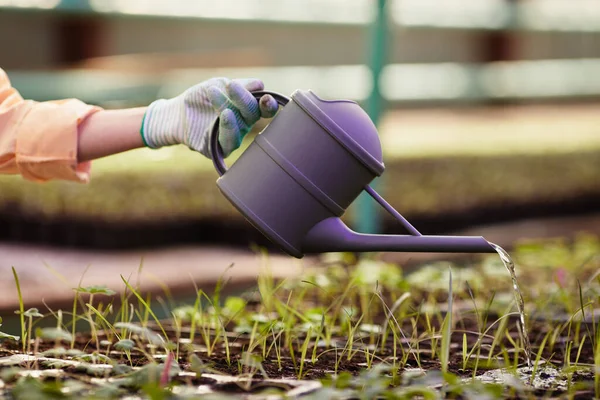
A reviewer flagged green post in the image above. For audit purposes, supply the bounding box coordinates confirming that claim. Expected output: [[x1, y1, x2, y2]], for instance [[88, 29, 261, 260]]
[[57, 0, 91, 11], [355, 0, 388, 234]]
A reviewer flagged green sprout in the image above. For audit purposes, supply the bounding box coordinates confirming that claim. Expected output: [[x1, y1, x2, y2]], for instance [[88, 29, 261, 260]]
[[19, 308, 43, 356], [74, 285, 116, 351]]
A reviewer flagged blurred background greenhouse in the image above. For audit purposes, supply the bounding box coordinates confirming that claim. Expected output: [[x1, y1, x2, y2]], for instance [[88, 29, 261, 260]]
[[0, 0, 599, 251]]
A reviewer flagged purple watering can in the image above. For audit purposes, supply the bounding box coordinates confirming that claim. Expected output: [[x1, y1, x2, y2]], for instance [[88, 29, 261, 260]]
[[209, 89, 496, 259]]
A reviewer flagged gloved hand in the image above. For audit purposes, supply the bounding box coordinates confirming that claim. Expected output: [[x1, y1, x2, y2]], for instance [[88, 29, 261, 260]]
[[141, 77, 279, 158]]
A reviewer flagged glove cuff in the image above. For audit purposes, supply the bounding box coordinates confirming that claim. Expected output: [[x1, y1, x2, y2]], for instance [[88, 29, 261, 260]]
[[139, 111, 151, 148], [141, 98, 183, 149]]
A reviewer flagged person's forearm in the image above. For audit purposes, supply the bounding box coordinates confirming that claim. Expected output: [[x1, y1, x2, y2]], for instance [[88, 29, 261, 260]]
[[77, 107, 147, 162]]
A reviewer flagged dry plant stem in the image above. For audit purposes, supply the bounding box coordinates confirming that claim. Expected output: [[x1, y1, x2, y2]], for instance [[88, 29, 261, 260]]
[[12, 267, 25, 353], [441, 266, 453, 375], [71, 293, 79, 350], [72, 266, 92, 350], [87, 294, 100, 350], [33, 337, 40, 370]]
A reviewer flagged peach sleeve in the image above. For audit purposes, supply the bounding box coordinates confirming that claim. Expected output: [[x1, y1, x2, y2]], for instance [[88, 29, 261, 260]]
[[0, 68, 102, 183]]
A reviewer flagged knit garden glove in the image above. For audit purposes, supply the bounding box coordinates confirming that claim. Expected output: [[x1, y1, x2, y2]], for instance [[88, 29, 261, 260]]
[[141, 77, 279, 158]]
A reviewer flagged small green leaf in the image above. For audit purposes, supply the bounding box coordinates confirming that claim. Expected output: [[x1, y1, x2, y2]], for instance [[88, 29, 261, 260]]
[[22, 308, 43, 318], [41, 348, 87, 358], [116, 361, 180, 390], [305, 308, 326, 323], [41, 359, 73, 369], [76, 353, 112, 364], [332, 371, 353, 389], [75, 285, 116, 296], [171, 305, 201, 322], [12, 375, 68, 399], [114, 339, 135, 352], [36, 327, 73, 343], [0, 366, 23, 382], [112, 364, 133, 376], [224, 296, 246, 315], [41, 347, 67, 357], [81, 363, 113, 377], [114, 323, 164, 346], [189, 354, 206, 376], [66, 349, 86, 357], [0, 331, 19, 341], [233, 324, 253, 334], [359, 324, 382, 334], [250, 313, 272, 323]]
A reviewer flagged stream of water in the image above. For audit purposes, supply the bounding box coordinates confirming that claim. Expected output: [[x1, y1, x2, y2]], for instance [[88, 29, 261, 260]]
[[489, 242, 533, 368]]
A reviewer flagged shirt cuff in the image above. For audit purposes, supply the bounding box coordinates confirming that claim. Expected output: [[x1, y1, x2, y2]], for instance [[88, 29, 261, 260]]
[[15, 99, 102, 183]]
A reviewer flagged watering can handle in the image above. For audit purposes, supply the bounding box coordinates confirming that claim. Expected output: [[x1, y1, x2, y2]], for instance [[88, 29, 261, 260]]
[[210, 90, 291, 176]]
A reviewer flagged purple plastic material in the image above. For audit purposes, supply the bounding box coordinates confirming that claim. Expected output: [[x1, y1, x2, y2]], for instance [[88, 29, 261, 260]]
[[292, 90, 385, 176], [364, 185, 421, 236], [302, 217, 495, 254], [209, 89, 497, 258]]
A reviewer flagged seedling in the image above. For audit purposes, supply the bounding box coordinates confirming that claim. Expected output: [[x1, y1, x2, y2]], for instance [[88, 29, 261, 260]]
[[0, 235, 597, 398], [11, 267, 25, 353], [19, 308, 43, 355], [74, 285, 116, 351], [440, 267, 453, 375]]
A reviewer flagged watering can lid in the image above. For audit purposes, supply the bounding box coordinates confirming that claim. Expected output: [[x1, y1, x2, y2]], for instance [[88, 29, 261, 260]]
[[292, 90, 385, 176]]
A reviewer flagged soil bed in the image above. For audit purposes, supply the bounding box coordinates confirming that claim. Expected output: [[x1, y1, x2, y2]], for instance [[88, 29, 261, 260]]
[[1, 233, 599, 398]]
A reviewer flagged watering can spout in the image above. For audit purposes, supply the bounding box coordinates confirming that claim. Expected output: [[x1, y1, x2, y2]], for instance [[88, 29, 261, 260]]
[[301, 217, 497, 254]]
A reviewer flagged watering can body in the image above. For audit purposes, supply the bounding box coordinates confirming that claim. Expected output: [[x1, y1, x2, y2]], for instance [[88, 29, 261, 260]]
[[209, 89, 495, 258]]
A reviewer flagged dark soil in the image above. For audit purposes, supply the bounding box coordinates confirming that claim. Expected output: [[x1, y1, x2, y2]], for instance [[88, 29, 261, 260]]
[[2, 253, 598, 400], [0, 305, 594, 391]]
